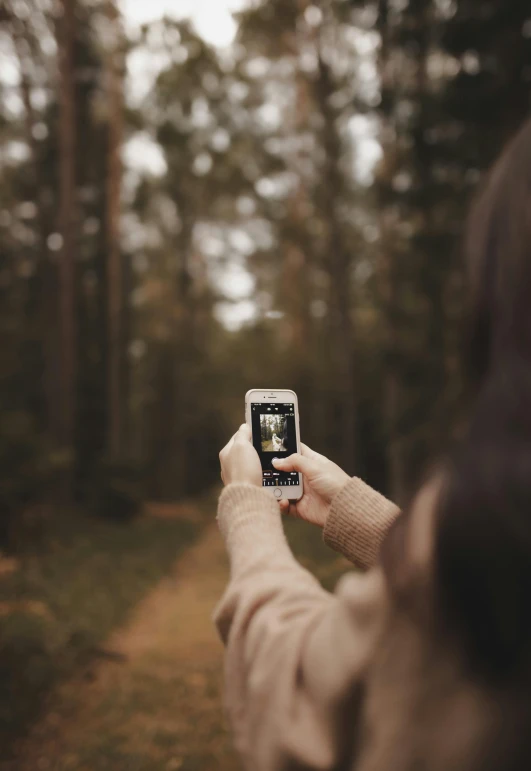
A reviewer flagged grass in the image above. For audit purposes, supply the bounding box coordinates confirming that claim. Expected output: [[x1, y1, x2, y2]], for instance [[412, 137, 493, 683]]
[[0, 505, 202, 757]]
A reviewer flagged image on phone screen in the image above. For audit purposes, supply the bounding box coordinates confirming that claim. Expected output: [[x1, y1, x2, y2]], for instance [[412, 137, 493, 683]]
[[250, 403, 301, 488]]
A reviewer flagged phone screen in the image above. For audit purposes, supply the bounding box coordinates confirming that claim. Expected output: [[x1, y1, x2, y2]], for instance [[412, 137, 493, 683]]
[[250, 402, 301, 488]]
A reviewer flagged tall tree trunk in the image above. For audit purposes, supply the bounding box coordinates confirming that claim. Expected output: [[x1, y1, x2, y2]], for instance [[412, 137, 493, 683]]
[[173, 212, 195, 496], [57, 0, 77, 470], [314, 49, 357, 474], [149, 211, 195, 500], [148, 337, 176, 499], [105, 0, 125, 460], [284, 14, 316, 442], [7, 5, 54, 430], [377, 0, 408, 503]]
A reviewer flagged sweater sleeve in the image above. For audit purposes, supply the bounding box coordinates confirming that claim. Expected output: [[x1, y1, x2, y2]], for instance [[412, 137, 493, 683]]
[[213, 483, 386, 771], [323, 477, 400, 570]]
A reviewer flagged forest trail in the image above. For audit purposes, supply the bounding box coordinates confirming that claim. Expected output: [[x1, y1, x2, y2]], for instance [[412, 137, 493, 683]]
[[7, 517, 240, 771]]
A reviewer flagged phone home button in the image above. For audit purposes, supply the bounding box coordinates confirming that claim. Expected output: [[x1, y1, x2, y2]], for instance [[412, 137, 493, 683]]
[[274, 488, 283, 499]]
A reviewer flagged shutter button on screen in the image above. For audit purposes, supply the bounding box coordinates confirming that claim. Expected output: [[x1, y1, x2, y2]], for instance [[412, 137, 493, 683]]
[[274, 488, 283, 499]]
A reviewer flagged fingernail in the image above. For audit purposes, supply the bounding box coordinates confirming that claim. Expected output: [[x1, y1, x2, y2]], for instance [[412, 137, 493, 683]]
[[272, 459, 280, 467]]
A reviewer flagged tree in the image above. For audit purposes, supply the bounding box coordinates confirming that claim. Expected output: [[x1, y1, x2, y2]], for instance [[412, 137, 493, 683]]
[[374, 0, 531, 498], [104, 0, 126, 460], [235, 0, 367, 473], [130, 20, 261, 497], [57, 0, 78, 474], [1, 0, 530, 535]]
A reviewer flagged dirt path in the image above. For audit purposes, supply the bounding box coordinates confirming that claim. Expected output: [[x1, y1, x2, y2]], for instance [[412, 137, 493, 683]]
[[8, 522, 239, 771]]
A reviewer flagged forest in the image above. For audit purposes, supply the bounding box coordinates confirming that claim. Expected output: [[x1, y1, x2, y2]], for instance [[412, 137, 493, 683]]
[[260, 413, 288, 451], [1, 0, 531, 767]]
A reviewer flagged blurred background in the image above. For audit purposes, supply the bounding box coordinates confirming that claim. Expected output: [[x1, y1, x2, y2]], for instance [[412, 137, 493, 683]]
[[1, 0, 530, 768]]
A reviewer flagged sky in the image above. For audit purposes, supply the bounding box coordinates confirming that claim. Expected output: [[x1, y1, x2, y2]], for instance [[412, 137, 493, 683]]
[[120, 0, 246, 47]]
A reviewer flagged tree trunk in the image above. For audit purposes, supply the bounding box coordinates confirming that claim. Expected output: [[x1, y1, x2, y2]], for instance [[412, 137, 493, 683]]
[[377, 0, 408, 503], [149, 211, 196, 500], [285, 26, 316, 443], [314, 49, 357, 474], [173, 212, 195, 496], [7, 6, 55, 431], [57, 0, 77, 470], [105, 0, 125, 460]]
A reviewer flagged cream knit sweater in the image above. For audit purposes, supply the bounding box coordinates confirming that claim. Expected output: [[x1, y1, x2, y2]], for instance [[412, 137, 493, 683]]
[[214, 477, 400, 771]]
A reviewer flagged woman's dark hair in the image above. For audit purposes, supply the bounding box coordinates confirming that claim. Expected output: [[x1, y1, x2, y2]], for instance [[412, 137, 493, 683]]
[[435, 118, 531, 686]]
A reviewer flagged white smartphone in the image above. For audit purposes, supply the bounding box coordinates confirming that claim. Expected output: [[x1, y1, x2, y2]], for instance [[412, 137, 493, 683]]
[[245, 389, 304, 502]]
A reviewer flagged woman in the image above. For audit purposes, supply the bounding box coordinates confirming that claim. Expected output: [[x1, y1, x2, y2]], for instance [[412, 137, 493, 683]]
[[271, 432, 284, 452], [215, 119, 531, 771]]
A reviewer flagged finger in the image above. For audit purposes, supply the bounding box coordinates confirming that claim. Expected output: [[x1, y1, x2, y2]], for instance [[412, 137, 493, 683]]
[[221, 423, 249, 456], [273, 452, 315, 475], [279, 499, 298, 517], [234, 423, 252, 443], [219, 435, 235, 461], [300, 443, 325, 461]]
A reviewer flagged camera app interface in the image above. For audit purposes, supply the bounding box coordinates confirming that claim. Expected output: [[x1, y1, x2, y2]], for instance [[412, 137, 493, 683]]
[[251, 403, 301, 487]]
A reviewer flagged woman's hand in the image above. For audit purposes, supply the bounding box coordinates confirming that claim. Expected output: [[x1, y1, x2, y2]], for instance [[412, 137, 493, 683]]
[[273, 445, 350, 528], [219, 424, 262, 487]]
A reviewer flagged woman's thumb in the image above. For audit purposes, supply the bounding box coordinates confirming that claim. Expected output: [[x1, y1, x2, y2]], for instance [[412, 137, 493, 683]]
[[273, 453, 313, 475]]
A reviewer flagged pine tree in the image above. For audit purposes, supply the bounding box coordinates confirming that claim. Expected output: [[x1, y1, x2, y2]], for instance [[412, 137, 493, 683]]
[[57, 0, 78, 482]]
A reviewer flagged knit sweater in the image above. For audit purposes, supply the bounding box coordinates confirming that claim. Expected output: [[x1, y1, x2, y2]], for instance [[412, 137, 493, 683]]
[[213, 477, 400, 770], [214, 477, 495, 771]]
